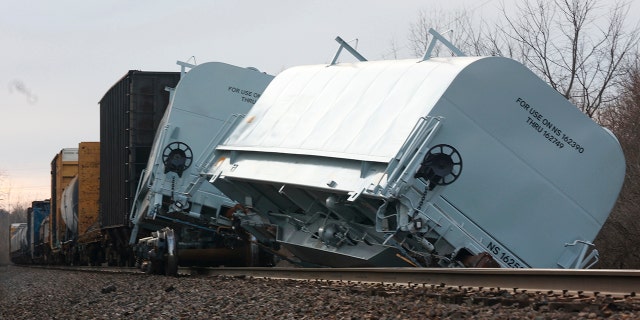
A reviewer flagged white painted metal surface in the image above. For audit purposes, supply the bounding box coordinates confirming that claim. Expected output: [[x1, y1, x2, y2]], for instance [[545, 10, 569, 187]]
[[223, 58, 471, 162]]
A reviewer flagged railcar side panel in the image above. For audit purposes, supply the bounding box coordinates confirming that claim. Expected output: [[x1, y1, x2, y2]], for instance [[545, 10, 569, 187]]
[[28, 200, 50, 261], [78, 142, 100, 243], [50, 148, 78, 250]]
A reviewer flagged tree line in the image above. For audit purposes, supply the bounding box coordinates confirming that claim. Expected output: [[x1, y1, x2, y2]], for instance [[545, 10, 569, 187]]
[[2, 206, 27, 225]]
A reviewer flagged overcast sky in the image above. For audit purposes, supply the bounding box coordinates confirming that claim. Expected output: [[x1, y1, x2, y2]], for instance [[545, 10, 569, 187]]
[[1, 0, 637, 209]]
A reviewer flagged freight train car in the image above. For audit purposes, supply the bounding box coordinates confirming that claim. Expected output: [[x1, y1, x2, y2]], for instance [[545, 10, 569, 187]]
[[99, 71, 181, 266], [27, 200, 50, 263], [9, 223, 28, 264], [53, 142, 102, 265], [8, 200, 51, 264], [129, 62, 274, 274], [49, 148, 78, 264], [202, 33, 625, 269]]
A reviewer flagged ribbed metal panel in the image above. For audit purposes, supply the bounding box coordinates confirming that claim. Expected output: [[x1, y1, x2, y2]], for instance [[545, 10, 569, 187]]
[[77, 142, 100, 240], [99, 71, 180, 228]]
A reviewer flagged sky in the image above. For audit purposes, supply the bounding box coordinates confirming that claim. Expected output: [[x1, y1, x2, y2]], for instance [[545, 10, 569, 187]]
[[0, 0, 637, 210]]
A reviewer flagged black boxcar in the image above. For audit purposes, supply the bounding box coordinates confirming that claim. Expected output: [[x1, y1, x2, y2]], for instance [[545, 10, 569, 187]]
[[99, 71, 180, 265]]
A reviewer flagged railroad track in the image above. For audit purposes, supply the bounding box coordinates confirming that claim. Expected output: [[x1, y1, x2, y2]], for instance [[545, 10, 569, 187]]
[[193, 267, 640, 315], [193, 267, 640, 297], [17, 264, 640, 297]]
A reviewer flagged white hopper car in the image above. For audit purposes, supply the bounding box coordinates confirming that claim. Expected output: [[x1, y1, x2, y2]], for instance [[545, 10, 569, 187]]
[[129, 61, 274, 273], [203, 41, 625, 268]]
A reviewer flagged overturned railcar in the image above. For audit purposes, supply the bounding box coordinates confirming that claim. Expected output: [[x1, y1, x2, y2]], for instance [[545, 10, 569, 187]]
[[129, 62, 274, 273], [204, 54, 625, 268]]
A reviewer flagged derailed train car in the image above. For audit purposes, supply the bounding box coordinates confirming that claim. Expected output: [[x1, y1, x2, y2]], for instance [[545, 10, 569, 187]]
[[129, 62, 274, 274], [202, 36, 625, 268]]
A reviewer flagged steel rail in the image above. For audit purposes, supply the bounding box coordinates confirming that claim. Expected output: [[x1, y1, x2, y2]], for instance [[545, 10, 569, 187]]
[[15, 265, 143, 274], [192, 267, 640, 297], [15, 264, 640, 297]]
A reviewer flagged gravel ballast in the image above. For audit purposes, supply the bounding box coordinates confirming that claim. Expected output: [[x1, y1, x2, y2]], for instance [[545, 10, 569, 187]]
[[1, 265, 639, 319]]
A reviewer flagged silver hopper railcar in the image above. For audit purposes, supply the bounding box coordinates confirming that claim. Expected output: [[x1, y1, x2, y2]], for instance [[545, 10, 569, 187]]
[[129, 61, 274, 274], [203, 35, 625, 269]]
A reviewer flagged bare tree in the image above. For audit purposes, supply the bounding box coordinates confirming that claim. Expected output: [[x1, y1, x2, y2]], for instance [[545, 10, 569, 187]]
[[408, 0, 639, 118], [8, 203, 28, 224], [594, 56, 640, 268], [408, 8, 491, 58], [382, 37, 401, 60], [502, 0, 639, 117]]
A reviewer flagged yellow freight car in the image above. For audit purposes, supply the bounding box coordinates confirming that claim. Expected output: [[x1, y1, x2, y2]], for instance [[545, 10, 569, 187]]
[[49, 148, 78, 264]]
